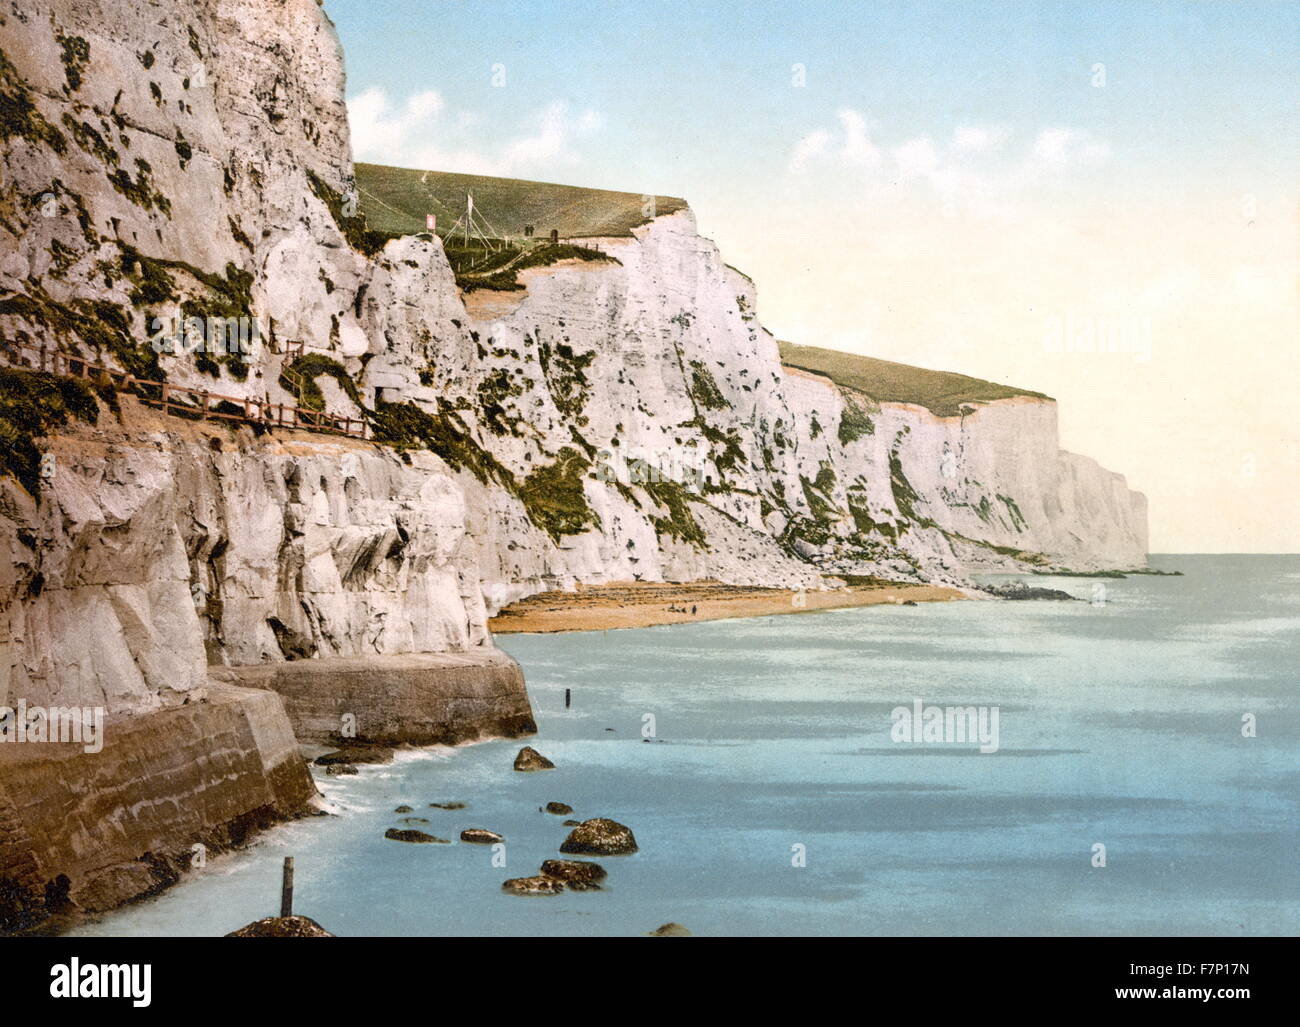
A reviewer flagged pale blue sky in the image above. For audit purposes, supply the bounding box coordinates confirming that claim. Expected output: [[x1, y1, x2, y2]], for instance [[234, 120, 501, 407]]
[[326, 0, 1297, 194]]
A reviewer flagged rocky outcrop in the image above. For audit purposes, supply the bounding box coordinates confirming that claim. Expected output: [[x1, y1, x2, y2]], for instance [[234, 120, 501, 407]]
[[540, 859, 606, 891], [513, 746, 554, 772], [314, 746, 393, 766], [980, 582, 1078, 601], [383, 828, 447, 844], [227, 914, 334, 938], [501, 876, 563, 896], [459, 829, 502, 844], [648, 922, 692, 937], [559, 818, 638, 856], [0, 684, 314, 932]]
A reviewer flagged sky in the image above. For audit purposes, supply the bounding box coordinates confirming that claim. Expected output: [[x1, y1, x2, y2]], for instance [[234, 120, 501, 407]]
[[324, 0, 1299, 553]]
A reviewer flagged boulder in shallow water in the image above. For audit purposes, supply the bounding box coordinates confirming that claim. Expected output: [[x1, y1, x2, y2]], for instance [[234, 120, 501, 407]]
[[513, 746, 555, 771], [540, 859, 606, 890], [460, 829, 504, 844], [324, 764, 358, 776], [384, 828, 449, 844], [647, 922, 691, 937], [394, 805, 413, 813], [545, 801, 574, 815], [429, 801, 467, 810], [559, 818, 638, 855], [227, 915, 334, 937], [502, 876, 564, 896]]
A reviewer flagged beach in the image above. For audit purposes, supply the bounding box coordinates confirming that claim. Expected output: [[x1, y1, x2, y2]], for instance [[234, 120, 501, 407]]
[[488, 579, 968, 633]]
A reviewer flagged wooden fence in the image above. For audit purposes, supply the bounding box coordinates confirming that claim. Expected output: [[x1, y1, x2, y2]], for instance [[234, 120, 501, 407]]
[[0, 341, 368, 440]]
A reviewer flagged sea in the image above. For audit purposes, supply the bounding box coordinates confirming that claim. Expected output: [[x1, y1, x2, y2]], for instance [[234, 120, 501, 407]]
[[71, 555, 1299, 936]]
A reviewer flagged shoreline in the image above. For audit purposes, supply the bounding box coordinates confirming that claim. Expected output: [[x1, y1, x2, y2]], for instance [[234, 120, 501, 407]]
[[489, 579, 969, 634]]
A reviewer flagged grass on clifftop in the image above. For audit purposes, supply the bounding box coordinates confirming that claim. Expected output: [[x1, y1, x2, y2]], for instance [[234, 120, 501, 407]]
[[355, 162, 687, 240], [779, 341, 1050, 418]]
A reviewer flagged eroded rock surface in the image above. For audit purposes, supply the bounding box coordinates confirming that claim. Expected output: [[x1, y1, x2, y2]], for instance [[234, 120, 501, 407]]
[[559, 818, 638, 856], [513, 746, 554, 772], [227, 915, 334, 938], [501, 876, 564, 896], [540, 859, 607, 891]]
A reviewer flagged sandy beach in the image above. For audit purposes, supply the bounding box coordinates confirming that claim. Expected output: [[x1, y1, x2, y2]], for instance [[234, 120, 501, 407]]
[[488, 579, 968, 634]]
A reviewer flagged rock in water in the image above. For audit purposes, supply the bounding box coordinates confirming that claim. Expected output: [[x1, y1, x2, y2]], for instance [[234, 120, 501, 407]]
[[324, 765, 358, 776], [514, 746, 555, 771], [429, 801, 467, 810], [980, 582, 1077, 601], [562, 820, 582, 826], [545, 801, 574, 815], [314, 746, 394, 766], [540, 859, 607, 890], [502, 876, 564, 896], [394, 805, 414, 813], [460, 829, 504, 844], [647, 922, 691, 937], [227, 916, 334, 937], [559, 818, 638, 855], [384, 828, 449, 844]]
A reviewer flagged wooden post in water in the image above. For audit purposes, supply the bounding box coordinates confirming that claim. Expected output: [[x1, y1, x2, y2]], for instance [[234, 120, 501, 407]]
[[280, 856, 294, 918]]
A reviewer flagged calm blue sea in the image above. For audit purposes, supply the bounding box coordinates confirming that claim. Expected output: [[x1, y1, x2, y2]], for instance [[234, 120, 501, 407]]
[[73, 555, 1299, 936]]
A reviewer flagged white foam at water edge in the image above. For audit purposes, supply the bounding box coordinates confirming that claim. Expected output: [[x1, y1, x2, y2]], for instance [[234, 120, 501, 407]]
[[388, 745, 458, 765]]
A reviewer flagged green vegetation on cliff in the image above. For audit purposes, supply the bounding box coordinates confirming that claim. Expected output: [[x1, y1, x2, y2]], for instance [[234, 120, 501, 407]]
[[0, 47, 67, 153], [307, 170, 391, 256], [0, 367, 99, 496], [280, 354, 362, 412], [456, 242, 618, 293], [780, 340, 1049, 418], [518, 446, 600, 540], [642, 479, 707, 549]]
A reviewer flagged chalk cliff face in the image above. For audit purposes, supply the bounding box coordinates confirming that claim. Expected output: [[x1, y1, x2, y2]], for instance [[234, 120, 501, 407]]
[[0, 0, 1147, 690], [2, 416, 490, 716]]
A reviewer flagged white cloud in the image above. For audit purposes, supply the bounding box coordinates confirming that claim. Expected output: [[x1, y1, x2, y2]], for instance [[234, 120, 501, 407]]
[[790, 129, 831, 172], [348, 88, 444, 160], [1030, 127, 1110, 169], [839, 109, 882, 170], [892, 136, 940, 180], [500, 101, 601, 170], [787, 110, 1111, 215], [346, 89, 602, 178], [951, 124, 1011, 153]]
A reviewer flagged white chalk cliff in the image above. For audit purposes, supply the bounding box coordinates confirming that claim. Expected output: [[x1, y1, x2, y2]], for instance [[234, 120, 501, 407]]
[[0, 0, 1148, 722]]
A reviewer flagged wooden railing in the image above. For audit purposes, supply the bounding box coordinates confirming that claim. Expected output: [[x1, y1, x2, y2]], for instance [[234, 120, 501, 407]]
[[0, 341, 369, 440]]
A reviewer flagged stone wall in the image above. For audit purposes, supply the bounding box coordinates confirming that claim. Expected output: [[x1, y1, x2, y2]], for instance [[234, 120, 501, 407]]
[[0, 684, 315, 932]]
